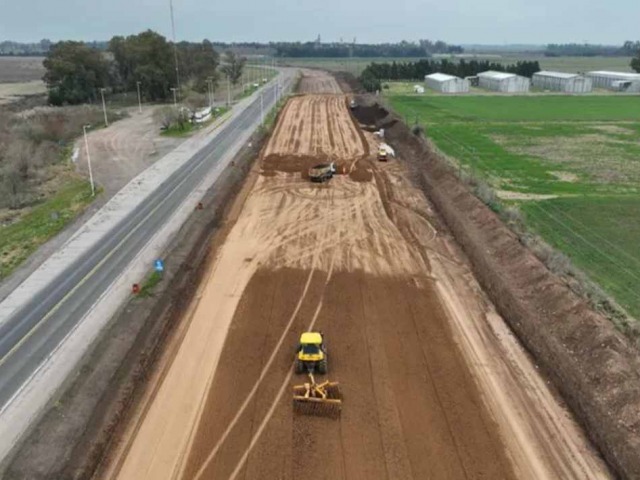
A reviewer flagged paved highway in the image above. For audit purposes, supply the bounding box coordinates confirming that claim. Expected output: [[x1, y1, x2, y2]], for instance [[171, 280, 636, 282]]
[[0, 74, 292, 413]]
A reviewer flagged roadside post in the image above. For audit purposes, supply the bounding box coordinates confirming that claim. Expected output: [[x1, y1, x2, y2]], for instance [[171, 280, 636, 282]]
[[82, 124, 95, 197], [136, 81, 142, 114], [154, 259, 165, 275]]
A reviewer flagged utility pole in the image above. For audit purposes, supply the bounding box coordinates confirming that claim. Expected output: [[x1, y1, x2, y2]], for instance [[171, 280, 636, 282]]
[[169, 0, 180, 99], [210, 77, 215, 104], [227, 77, 231, 106], [82, 125, 95, 196], [170, 87, 177, 107], [99, 88, 108, 126], [260, 90, 264, 124], [136, 81, 142, 114]]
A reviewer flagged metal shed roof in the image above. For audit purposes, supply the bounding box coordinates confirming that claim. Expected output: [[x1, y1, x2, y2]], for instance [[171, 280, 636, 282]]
[[534, 71, 581, 79], [477, 71, 516, 80], [425, 73, 460, 82], [587, 71, 640, 79]]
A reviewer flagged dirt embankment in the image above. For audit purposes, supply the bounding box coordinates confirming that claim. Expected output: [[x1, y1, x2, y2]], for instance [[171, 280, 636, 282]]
[[333, 71, 365, 94], [352, 97, 640, 479]]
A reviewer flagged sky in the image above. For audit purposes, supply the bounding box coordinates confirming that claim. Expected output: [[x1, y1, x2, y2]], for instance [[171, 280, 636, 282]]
[[0, 0, 637, 45]]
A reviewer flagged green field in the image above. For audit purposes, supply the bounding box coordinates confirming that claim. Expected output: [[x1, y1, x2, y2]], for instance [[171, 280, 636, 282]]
[[0, 178, 96, 279], [386, 91, 640, 320]]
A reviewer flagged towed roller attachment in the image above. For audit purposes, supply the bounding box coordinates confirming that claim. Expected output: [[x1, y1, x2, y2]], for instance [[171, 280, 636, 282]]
[[293, 373, 342, 418]]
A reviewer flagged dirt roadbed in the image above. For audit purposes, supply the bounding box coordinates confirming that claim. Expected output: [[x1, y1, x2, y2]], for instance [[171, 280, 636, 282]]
[[352, 99, 640, 478], [104, 80, 611, 480]]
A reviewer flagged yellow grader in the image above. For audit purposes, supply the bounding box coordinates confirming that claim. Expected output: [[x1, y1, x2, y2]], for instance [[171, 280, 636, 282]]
[[292, 332, 342, 418]]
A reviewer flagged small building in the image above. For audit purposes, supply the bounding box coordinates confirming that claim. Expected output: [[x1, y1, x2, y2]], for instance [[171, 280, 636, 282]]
[[585, 71, 640, 92], [532, 71, 592, 93], [424, 73, 470, 94], [477, 71, 530, 93]]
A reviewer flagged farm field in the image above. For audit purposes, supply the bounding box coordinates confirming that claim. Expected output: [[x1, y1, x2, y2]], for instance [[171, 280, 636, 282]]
[[386, 92, 640, 319], [0, 81, 46, 104], [0, 56, 46, 104], [0, 56, 45, 82]]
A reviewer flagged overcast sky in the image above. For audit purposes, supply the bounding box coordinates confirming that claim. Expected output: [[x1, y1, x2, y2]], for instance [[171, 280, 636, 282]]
[[1, 0, 636, 45]]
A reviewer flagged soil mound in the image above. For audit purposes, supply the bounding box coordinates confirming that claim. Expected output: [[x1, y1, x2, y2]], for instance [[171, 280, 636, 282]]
[[261, 153, 331, 177], [348, 160, 373, 182], [261, 153, 371, 182]]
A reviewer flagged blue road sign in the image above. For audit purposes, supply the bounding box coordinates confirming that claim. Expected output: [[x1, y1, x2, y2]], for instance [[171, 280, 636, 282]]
[[154, 259, 164, 272]]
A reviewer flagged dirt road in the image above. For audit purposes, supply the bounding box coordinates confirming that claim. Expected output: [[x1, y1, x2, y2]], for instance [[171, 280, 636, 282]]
[[105, 75, 611, 479], [74, 108, 185, 196], [298, 70, 342, 94]]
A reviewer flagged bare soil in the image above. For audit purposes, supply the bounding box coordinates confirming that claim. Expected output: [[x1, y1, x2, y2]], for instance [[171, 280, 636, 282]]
[[104, 76, 611, 480], [495, 190, 559, 201], [0, 57, 45, 83], [297, 70, 342, 94], [74, 107, 185, 197]]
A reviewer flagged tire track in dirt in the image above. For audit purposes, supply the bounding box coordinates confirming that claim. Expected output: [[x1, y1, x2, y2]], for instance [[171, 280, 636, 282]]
[[225, 255, 337, 480]]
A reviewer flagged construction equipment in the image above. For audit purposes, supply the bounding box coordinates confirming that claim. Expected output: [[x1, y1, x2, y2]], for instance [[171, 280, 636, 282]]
[[377, 143, 395, 161], [349, 99, 358, 110], [295, 332, 327, 373], [293, 372, 342, 418], [308, 163, 336, 183]]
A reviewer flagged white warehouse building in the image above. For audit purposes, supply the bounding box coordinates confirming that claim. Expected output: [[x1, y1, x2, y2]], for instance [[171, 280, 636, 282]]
[[585, 71, 640, 92], [478, 71, 530, 93], [532, 71, 592, 93], [424, 73, 470, 94]]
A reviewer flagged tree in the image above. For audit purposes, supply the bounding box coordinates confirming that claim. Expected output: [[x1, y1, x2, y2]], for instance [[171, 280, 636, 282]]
[[109, 30, 175, 101], [632, 52, 640, 73], [220, 51, 246, 86], [153, 106, 189, 131], [359, 70, 381, 92], [43, 41, 110, 105], [179, 40, 220, 92]]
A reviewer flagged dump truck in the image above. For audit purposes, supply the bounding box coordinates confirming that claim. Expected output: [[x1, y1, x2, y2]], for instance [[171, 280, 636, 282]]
[[295, 332, 327, 374], [308, 162, 336, 183], [377, 148, 388, 161]]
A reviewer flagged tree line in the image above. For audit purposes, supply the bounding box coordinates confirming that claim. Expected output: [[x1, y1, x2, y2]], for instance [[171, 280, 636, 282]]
[[42, 30, 245, 106], [359, 58, 541, 91], [545, 41, 640, 57], [271, 39, 463, 58]]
